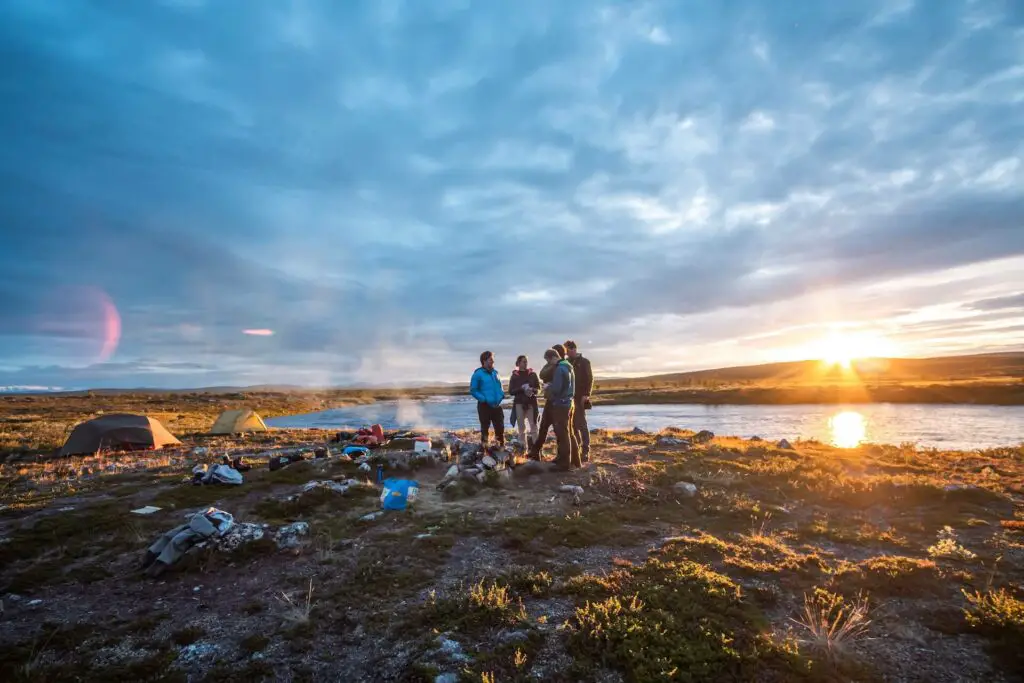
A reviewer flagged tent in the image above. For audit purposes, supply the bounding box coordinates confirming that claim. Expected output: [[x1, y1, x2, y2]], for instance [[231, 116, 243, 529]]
[[60, 414, 181, 456], [209, 409, 269, 435]]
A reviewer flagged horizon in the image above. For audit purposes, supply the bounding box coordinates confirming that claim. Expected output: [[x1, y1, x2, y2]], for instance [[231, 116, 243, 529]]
[[4, 349, 1021, 394], [2, 1, 1023, 389]]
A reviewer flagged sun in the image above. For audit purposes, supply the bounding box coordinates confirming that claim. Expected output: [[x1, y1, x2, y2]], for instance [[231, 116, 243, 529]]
[[814, 329, 897, 369]]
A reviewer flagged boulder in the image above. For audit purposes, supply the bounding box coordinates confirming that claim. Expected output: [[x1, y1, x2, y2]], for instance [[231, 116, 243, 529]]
[[692, 430, 715, 444], [673, 481, 698, 497], [274, 522, 310, 549], [777, 439, 794, 450]]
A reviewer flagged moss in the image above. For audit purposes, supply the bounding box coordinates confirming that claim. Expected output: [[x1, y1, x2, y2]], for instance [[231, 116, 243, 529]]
[[963, 587, 1024, 672], [207, 660, 277, 682], [239, 633, 271, 655], [0, 502, 126, 567], [564, 558, 812, 682], [412, 580, 529, 637], [496, 566, 555, 597], [252, 484, 377, 523], [834, 556, 946, 597], [171, 625, 205, 646], [495, 510, 638, 550]]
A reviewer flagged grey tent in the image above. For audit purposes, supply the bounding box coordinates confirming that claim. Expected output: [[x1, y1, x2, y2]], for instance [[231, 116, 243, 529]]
[[60, 414, 181, 456]]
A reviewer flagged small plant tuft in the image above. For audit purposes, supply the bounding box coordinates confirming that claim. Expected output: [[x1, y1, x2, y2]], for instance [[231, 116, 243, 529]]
[[789, 588, 871, 664]]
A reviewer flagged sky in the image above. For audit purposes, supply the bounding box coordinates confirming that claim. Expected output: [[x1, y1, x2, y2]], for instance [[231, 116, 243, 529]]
[[0, 0, 1022, 389]]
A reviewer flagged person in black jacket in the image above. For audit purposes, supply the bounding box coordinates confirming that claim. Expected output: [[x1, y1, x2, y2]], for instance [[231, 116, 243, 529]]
[[508, 355, 540, 448], [565, 340, 594, 462]]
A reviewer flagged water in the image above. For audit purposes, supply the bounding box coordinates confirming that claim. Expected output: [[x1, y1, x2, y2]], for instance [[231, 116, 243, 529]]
[[266, 396, 1024, 451]]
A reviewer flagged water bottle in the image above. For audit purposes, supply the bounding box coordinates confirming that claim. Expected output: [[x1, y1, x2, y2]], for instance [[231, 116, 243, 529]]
[[376, 464, 384, 484]]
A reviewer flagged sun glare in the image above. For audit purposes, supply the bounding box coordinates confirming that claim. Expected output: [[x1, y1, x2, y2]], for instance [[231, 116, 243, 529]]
[[829, 410, 867, 448], [815, 329, 897, 369]]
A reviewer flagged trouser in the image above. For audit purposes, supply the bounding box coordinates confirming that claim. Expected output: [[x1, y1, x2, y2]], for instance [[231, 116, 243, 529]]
[[477, 402, 504, 445], [515, 404, 539, 445], [148, 524, 204, 566], [530, 404, 554, 459], [573, 397, 590, 460], [549, 404, 581, 468]]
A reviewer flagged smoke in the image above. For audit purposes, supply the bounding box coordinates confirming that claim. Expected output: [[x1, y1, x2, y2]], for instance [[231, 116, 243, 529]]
[[396, 397, 432, 431]]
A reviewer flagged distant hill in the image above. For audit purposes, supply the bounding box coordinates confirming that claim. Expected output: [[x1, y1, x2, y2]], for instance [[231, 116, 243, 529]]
[[4, 352, 1021, 396], [600, 352, 1024, 388]]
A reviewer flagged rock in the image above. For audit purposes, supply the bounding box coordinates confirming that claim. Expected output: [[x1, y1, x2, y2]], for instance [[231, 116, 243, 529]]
[[657, 437, 690, 447], [559, 485, 584, 495], [360, 511, 384, 522], [693, 430, 715, 444], [749, 435, 763, 442], [302, 480, 354, 494], [629, 427, 647, 435], [435, 674, 459, 683], [313, 447, 328, 459], [499, 630, 530, 645], [192, 447, 209, 456], [673, 482, 698, 497], [215, 523, 266, 552], [359, 462, 372, 472], [444, 465, 459, 479], [273, 522, 309, 549], [459, 471, 481, 485], [437, 635, 469, 662], [481, 455, 497, 469], [777, 439, 794, 450], [178, 642, 220, 663], [27, 599, 42, 607]]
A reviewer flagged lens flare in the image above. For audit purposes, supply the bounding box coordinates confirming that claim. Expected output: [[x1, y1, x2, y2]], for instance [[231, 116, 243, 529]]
[[243, 329, 274, 336]]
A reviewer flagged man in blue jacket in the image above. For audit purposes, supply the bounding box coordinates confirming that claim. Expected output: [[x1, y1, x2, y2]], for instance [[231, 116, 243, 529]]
[[470, 350, 505, 448]]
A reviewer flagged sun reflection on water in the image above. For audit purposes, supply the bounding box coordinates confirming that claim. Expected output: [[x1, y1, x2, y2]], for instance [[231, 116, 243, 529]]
[[829, 410, 867, 448]]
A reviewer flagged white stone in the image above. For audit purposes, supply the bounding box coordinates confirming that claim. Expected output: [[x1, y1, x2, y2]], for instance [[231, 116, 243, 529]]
[[673, 481, 698, 497]]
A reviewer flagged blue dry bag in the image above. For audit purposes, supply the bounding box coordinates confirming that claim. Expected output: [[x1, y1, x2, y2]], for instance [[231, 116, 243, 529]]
[[380, 478, 419, 511]]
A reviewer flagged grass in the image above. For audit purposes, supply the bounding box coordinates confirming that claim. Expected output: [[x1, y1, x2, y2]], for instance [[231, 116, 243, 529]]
[[563, 557, 810, 682], [834, 556, 947, 598], [963, 587, 1024, 671], [789, 588, 872, 665], [414, 580, 529, 636]]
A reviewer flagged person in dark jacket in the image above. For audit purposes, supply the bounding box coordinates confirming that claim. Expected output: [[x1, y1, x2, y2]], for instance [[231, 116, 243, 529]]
[[565, 340, 594, 462], [470, 350, 505, 448], [508, 355, 540, 448]]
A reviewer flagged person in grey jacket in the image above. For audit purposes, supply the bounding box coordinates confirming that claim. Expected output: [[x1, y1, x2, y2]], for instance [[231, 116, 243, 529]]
[[543, 348, 579, 470]]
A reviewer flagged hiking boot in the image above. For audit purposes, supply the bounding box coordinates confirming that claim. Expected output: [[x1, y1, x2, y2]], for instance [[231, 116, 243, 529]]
[[140, 550, 158, 570], [145, 560, 168, 579]]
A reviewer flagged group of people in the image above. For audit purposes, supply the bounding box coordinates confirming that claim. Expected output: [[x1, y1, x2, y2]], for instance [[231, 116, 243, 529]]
[[469, 340, 594, 471]]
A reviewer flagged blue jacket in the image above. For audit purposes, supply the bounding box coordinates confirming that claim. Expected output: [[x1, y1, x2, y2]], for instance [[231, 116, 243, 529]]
[[470, 367, 505, 406], [546, 359, 575, 407]]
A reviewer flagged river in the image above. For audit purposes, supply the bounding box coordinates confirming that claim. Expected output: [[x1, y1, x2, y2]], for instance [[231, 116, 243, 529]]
[[265, 397, 1024, 451]]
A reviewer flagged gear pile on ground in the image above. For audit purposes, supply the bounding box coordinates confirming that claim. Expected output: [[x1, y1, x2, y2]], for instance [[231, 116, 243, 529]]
[[433, 434, 516, 496]]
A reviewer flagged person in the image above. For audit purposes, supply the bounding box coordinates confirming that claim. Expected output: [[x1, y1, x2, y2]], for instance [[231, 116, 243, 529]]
[[542, 347, 577, 470], [565, 340, 594, 463], [508, 355, 540, 449], [527, 344, 565, 461], [469, 350, 505, 448]]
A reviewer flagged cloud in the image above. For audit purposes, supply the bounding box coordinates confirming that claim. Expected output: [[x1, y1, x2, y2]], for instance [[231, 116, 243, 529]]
[[0, 0, 1022, 388]]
